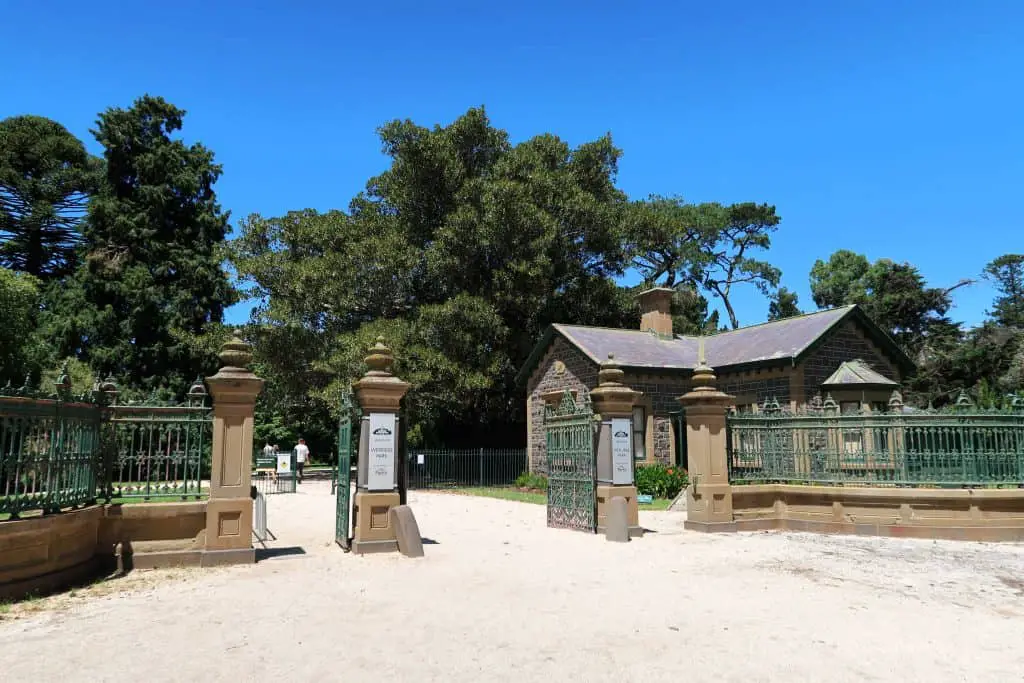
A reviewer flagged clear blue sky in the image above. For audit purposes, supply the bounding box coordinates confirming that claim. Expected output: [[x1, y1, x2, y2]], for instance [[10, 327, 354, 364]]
[[3, 1, 1020, 329]]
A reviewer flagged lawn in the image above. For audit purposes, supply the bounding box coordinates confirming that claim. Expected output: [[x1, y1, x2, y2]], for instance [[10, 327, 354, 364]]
[[451, 487, 674, 510]]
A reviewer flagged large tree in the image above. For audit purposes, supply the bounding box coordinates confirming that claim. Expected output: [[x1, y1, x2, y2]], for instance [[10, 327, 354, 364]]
[[0, 116, 98, 280], [66, 95, 234, 393], [0, 267, 45, 384], [622, 196, 782, 329], [767, 286, 801, 321], [809, 250, 967, 354], [984, 254, 1024, 328], [233, 107, 637, 446]]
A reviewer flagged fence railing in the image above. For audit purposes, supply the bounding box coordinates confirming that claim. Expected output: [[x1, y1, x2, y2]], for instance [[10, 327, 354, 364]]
[[1, 373, 214, 517], [727, 402, 1024, 487], [405, 448, 527, 489], [108, 401, 211, 501], [1, 396, 102, 518]]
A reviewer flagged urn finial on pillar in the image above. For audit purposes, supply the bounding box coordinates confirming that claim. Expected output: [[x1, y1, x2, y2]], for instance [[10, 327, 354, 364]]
[[677, 339, 735, 532], [218, 336, 253, 371]]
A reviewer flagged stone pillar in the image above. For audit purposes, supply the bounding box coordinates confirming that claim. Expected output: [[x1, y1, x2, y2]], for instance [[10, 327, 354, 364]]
[[352, 338, 410, 555], [590, 354, 643, 538], [677, 341, 735, 532], [203, 337, 264, 565]]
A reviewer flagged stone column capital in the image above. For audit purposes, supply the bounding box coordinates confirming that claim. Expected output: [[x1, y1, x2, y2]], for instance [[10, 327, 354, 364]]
[[206, 336, 264, 405], [590, 353, 638, 419]]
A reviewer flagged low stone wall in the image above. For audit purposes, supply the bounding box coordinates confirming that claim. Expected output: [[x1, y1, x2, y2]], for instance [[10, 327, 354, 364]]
[[729, 484, 1024, 542], [0, 506, 106, 601], [1, 501, 213, 600]]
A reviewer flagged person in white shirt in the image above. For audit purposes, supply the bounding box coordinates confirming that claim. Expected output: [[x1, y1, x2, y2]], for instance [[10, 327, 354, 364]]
[[294, 439, 310, 483]]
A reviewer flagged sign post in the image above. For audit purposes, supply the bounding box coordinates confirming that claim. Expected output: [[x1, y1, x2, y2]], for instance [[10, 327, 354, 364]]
[[352, 338, 410, 555], [590, 354, 643, 538]]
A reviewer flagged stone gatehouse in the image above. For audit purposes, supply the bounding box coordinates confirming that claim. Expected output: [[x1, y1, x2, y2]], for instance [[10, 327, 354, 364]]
[[517, 288, 915, 474]]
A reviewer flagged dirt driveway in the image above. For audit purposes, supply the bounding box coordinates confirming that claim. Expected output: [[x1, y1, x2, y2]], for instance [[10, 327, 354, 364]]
[[1, 481, 1023, 682]]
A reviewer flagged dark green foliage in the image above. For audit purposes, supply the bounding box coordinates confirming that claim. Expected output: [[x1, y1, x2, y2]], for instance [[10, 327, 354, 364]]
[[0, 267, 45, 384], [768, 286, 801, 321], [514, 471, 548, 491], [232, 107, 638, 446], [635, 463, 688, 499], [984, 254, 1024, 328], [0, 116, 99, 280], [623, 195, 782, 329], [65, 96, 235, 394]]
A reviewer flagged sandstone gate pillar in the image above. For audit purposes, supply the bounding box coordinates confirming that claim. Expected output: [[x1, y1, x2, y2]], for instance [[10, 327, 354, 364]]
[[352, 337, 410, 555], [677, 342, 735, 532], [204, 337, 264, 565], [591, 354, 643, 538]]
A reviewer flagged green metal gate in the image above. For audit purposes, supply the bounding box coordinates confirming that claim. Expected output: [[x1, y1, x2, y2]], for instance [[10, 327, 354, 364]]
[[335, 391, 358, 550], [544, 391, 596, 532]]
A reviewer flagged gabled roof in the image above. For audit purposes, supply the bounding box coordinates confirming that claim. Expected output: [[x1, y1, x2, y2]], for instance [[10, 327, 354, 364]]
[[516, 305, 915, 388], [822, 359, 899, 387]]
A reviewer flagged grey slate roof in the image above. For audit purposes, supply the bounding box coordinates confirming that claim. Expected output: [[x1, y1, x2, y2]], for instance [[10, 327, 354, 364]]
[[553, 306, 856, 370], [822, 359, 898, 387]]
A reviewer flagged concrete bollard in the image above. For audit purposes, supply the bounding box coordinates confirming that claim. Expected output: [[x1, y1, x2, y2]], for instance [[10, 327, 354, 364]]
[[605, 496, 630, 543], [389, 505, 425, 558]]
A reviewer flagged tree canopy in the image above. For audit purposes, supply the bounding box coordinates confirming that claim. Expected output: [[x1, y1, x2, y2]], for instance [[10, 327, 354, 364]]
[[0, 115, 98, 280]]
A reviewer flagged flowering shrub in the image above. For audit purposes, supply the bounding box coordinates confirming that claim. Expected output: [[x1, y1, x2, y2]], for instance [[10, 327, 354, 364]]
[[635, 463, 688, 499]]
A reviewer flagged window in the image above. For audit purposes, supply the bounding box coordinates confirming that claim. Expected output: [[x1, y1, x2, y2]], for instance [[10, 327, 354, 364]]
[[840, 401, 863, 454], [632, 406, 646, 460]]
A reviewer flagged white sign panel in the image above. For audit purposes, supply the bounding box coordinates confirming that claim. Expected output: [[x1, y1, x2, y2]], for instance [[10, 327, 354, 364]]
[[416, 452, 425, 465], [611, 418, 632, 485], [276, 454, 291, 474], [367, 412, 397, 491]]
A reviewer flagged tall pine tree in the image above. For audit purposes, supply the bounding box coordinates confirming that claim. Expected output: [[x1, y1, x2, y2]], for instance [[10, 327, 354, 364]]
[[70, 95, 235, 393], [0, 115, 98, 280]]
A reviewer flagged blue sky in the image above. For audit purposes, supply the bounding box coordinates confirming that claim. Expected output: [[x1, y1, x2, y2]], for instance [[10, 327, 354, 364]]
[[3, 1, 1020, 329]]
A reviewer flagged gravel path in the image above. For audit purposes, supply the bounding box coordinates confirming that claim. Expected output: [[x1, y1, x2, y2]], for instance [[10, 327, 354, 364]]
[[1, 481, 1023, 682]]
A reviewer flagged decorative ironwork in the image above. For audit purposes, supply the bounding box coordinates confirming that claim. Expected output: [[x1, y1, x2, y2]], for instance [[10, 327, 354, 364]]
[[544, 390, 596, 532], [727, 392, 1024, 487], [106, 396, 212, 501], [335, 389, 359, 549]]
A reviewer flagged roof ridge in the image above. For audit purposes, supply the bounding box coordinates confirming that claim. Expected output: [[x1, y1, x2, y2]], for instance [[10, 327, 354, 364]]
[[558, 305, 858, 342]]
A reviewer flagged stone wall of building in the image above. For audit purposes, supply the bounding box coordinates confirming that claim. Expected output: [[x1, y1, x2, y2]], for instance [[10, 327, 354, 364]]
[[717, 372, 792, 408], [525, 336, 599, 474], [801, 319, 898, 402]]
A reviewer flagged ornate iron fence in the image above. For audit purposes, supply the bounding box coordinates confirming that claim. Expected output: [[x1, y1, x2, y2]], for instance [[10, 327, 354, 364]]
[[107, 380, 212, 501], [405, 448, 527, 489], [727, 393, 1024, 487], [1, 369, 214, 517]]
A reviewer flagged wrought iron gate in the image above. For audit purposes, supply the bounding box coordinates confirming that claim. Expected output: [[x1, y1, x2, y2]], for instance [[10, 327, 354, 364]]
[[335, 391, 358, 550], [544, 391, 596, 532]]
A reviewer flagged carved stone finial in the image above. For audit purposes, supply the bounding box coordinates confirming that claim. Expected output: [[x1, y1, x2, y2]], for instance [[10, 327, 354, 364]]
[[597, 353, 625, 386], [55, 361, 71, 393], [218, 336, 253, 369], [690, 335, 717, 391], [888, 389, 904, 412], [364, 336, 395, 376]]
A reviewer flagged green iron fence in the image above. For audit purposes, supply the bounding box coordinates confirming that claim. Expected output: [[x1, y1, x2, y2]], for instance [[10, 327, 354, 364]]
[[727, 394, 1024, 487], [107, 383, 212, 501], [1, 371, 214, 517], [1, 393, 103, 518], [405, 448, 527, 489]]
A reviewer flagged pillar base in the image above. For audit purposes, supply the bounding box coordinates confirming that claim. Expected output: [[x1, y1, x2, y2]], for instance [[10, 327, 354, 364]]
[[353, 490, 401, 554], [596, 485, 643, 538], [201, 548, 256, 566], [684, 520, 739, 533]]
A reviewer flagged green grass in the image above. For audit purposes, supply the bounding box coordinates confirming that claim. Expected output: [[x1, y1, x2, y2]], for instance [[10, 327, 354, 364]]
[[450, 487, 674, 510]]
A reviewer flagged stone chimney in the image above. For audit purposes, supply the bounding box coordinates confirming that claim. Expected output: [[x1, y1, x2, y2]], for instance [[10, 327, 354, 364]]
[[637, 287, 674, 338]]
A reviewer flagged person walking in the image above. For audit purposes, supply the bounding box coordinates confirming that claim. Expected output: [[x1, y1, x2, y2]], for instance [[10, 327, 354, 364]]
[[294, 438, 310, 484]]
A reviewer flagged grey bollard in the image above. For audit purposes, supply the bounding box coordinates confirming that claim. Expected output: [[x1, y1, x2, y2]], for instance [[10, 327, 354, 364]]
[[605, 496, 630, 543], [389, 505, 425, 558]]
